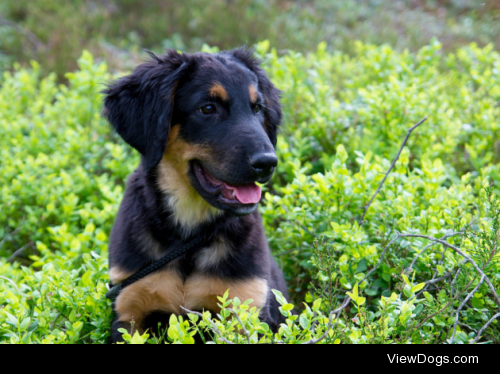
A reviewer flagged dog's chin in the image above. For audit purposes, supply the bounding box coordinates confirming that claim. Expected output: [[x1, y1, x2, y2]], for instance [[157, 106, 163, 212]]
[[188, 161, 260, 216]]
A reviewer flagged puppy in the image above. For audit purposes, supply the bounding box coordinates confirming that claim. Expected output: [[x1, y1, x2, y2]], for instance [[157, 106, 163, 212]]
[[103, 48, 288, 343]]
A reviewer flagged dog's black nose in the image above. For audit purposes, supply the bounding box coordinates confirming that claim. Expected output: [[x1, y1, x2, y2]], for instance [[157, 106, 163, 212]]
[[249, 153, 278, 178]]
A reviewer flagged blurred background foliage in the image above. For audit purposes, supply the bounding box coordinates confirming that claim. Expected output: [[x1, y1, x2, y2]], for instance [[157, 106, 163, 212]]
[[0, 0, 500, 79]]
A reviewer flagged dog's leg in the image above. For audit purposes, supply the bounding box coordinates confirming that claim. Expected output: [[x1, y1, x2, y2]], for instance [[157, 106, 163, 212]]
[[109, 315, 133, 344]]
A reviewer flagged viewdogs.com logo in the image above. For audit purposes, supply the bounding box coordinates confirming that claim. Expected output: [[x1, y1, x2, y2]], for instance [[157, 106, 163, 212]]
[[388, 355, 478, 366]]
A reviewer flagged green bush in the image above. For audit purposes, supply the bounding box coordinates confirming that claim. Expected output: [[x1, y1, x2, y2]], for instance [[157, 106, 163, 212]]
[[1, 42, 500, 344], [259, 39, 500, 292]]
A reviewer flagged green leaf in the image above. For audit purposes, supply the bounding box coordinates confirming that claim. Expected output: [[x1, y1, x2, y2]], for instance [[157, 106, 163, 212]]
[[403, 285, 412, 298], [169, 314, 178, 327], [272, 289, 286, 306], [347, 283, 359, 300], [411, 282, 425, 294], [401, 274, 411, 286], [28, 320, 39, 333], [130, 331, 149, 345], [305, 293, 313, 303], [232, 297, 241, 308], [312, 298, 322, 312], [471, 297, 485, 309], [72, 321, 83, 332], [299, 315, 309, 329], [81, 270, 92, 286], [423, 292, 434, 303], [337, 144, 348, 163], [5, 312, 18, 327], [414, 304, 424, 316], [282, 303, 294, 312], [356, 259, 368, 273], [19, 318, 31, 332]]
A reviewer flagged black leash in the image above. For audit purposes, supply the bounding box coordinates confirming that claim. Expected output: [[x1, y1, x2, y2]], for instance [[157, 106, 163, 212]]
[[106, 234, 213, 301]]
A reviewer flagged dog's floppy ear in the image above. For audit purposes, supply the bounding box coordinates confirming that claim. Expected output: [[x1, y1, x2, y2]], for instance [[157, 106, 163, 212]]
[[231, 48, 282, 146], [103, 50, 191, 171]]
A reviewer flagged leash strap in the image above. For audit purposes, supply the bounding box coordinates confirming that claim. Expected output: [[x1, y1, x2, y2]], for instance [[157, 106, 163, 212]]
[[106, 234, 212, 301]]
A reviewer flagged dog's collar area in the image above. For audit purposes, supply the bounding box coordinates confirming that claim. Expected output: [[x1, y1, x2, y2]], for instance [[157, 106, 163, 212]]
[[106, 232, 216, 301]]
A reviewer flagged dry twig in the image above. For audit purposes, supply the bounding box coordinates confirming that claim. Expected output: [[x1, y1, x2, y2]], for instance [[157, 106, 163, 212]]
[[7, 242, 35, 263], [359, 118, 427, 226], [450, 275, 485, 343], [361, 234, 402, 283], [398, 234, 500, 311], [473, 313, 500, 344], [180, 306, 234, 345], [407, 231, 463, 272], [0, 222, 23, 250], [228, 308, 251, 344], [424, 274, 453, 286], [303, 298, 348, 345], [451, 268, 462, 291]]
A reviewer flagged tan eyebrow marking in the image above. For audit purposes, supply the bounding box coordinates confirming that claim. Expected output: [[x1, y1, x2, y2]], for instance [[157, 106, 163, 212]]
[[209, 83, 229, 101], [249, 83, 258, 104]]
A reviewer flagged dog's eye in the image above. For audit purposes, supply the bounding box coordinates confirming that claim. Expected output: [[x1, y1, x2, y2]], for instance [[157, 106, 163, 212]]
[[199, 105, 216, 115], [254, 105, 262, 114]]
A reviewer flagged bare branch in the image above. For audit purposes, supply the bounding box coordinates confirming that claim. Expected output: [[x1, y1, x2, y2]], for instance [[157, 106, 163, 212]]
[[398, 234, 500, 311], [228, 308, 251, 344], [451, 268, 462, 291], [361, 234, 402, 283], [359, 118, 427, 226], [303, 297, 349, 345], [180, 306, 234, 345], [299, 223, 318, 239], [414, 292, 464, 332], [416, 247, 448, 297], [305, 181, 493, 344], [450, 275, 485, 343], [473, 313, 500, 344], [310, 311, 319, 333], [419, 259, 467, 298], [0, 221, 23, 250], [407, 231, 463, 272], [458, 322, 477, 334], [7, 242, 34, 263], [424, 274, 452, 286]]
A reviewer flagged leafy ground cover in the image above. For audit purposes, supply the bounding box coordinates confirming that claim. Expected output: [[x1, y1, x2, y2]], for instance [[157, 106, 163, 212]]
[[1, 42, 499, 344]]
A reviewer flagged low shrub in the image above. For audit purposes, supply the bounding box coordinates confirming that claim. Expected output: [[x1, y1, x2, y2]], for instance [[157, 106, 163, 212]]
[[1, 42, 499, 344]]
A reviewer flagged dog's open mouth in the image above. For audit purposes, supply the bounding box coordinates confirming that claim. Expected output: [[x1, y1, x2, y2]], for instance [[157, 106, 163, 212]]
[[193, 162, 261, 205]]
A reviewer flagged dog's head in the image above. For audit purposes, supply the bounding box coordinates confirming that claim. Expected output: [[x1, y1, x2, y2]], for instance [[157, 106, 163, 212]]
[[103, 49, 282, 217]]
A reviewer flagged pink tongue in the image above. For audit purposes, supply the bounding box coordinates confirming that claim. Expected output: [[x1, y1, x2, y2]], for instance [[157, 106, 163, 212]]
[[225, 183, 262, 204]]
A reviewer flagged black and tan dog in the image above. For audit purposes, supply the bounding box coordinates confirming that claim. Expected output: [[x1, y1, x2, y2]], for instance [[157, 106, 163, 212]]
[[103, 48, 289, 342]]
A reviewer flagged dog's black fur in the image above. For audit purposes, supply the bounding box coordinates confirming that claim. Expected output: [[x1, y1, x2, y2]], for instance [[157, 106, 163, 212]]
[[103, 48, 288, 343]]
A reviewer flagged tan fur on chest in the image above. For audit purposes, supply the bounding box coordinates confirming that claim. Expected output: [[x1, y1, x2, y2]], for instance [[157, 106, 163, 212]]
[[115, 270, 268, 329]]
